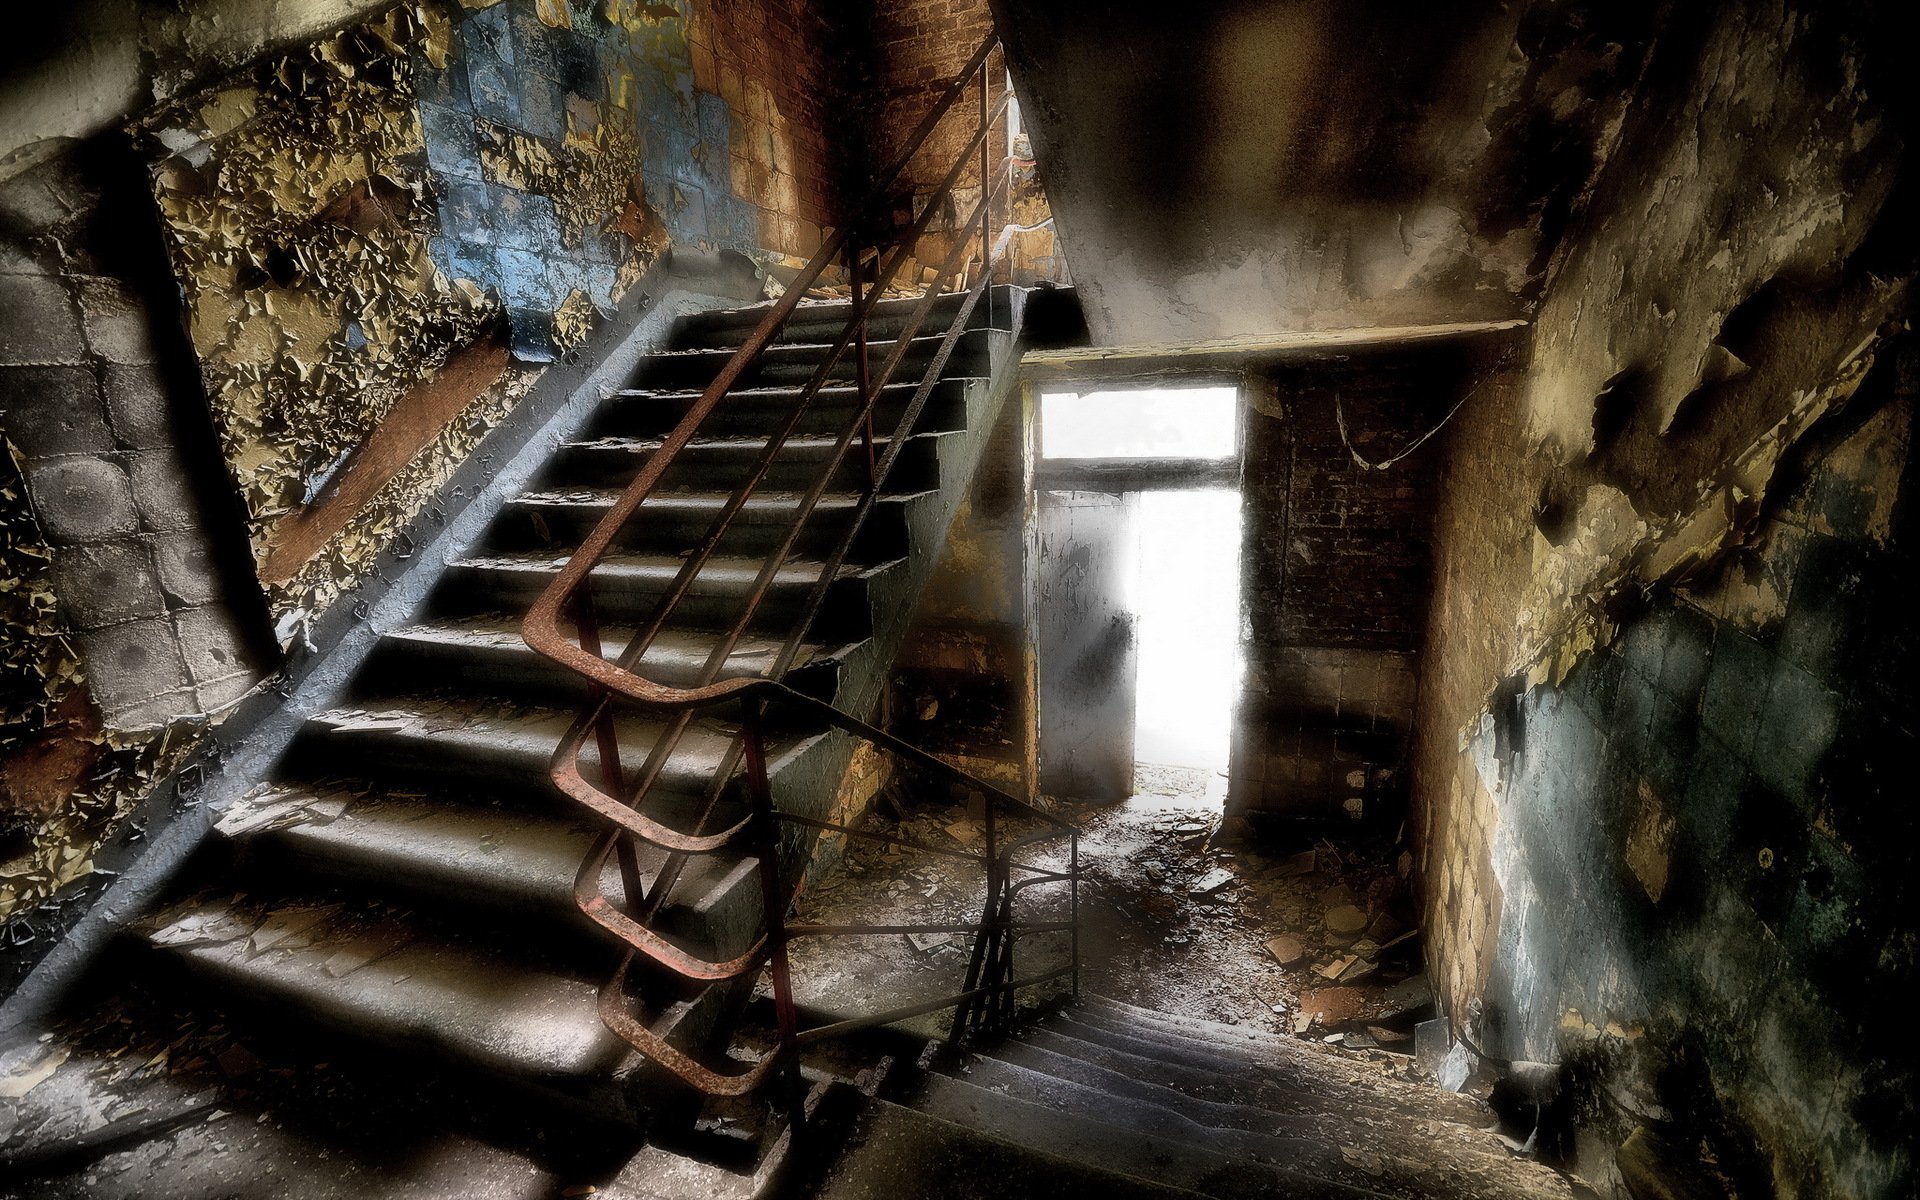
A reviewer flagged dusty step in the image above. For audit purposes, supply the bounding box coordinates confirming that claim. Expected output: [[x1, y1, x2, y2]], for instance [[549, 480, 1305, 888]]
[[360, 615, 859, 704], [286, 695, 821, 802], [590, 379, 971, 442], [434, 549, 893, 633], [485, 486, 923, 560], [671, 292, 975, 350], [220, 785, 763, 956], [633, 329, 992, 390], [1014, 1026, 1500, 1154], [950, 1053, 1570, 1200], [543, 430, 950, 495], [1044, 1011, 1493, 1129], [817, 1096, 1209, 1200], [911, 1073, 1366, 1200], [1073, 996, 1490, 1124], [134, 892, 633, 1091]]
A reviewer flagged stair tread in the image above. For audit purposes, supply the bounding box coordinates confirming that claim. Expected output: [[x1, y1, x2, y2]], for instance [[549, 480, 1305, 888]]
[[1076, 995, 1484, 1114], [448, 549, 888, 588], [378, 614, 858, 682], [560, 431, 938, 455], [513, 487, 871, 511], [1045, 1010, 1492, 1128], [819, 1097, 1210, 1200], [678, 291, 965, 332], [912, 1072, 1367, 1200], [299, 695, 821, 791], [953, 1050, 1570, 1200], [645, 331, 956, 360], [1015, 1025, 1473, 1138], [136, 892, 629, 1084], [222, 784, 756, 922], [614, 380, 933, 402]]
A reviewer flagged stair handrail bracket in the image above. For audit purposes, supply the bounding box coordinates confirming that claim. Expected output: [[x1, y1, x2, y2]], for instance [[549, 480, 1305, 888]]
[[520, 31, 1081, 1102]]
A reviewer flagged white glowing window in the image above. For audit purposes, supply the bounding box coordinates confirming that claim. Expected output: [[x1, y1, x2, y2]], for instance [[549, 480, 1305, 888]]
[[1039, 386, 1238, 460]]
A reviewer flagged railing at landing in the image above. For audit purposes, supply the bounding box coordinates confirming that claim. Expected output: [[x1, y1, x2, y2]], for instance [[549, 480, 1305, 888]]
[[522, 31, 1080, 1106]]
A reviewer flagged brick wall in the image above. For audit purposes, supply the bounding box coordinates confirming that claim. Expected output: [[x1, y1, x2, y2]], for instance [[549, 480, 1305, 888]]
[[1228, 345, 1476, 822], [689, 0, 851, 260]]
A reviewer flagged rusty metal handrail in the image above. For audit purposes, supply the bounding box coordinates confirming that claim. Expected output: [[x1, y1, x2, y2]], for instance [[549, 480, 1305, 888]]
[[520, 31, 1080, 1106]]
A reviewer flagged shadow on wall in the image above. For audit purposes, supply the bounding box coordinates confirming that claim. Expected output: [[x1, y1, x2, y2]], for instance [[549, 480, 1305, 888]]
[[1476, 363, 1916, 1198]]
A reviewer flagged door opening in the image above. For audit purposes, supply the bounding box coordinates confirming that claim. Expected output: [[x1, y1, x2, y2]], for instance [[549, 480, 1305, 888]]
[[1031, 384, 1242, 806], [1131, 488, 1240, 801]]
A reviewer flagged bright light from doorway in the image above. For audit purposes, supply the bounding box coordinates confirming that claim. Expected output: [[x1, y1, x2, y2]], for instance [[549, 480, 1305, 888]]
[[1132, 488, 1242, 776], [1040, 386, 1238, 460]]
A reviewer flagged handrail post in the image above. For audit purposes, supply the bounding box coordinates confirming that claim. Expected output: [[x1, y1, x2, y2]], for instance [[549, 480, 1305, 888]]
[[1071, 832, 1081, 1000], [576, 589, 646, 909], [846, 238, 876, 489], [978, 52, 992, 300], [742, 695, 803, 1128]]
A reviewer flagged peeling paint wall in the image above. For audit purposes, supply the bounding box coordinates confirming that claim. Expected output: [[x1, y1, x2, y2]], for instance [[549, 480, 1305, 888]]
[[2, 138, 275, 925], [1, 0, 866, 934], [130, 0, 862, 631], [1411, 2, 1918, 1194]]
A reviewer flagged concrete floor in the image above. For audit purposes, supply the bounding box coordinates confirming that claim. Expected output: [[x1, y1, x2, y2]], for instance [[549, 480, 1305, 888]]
[[3, 775, 1433, 1196], [787, 770, 1433, 1059]]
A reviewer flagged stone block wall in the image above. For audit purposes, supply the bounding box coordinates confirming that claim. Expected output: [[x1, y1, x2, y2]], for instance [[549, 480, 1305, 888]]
[[1, 143, 271, 732], [1, 138, 275, 921]]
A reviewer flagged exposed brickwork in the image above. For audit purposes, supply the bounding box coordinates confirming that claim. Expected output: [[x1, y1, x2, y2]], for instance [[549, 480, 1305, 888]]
[[689, 0, 854, 260], [1229, 346, 1476, 822]]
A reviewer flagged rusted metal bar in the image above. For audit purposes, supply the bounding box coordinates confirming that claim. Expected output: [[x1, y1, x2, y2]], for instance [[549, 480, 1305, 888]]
[[785, 921, 1073, 937], [740, 696, 804, 1126], [520, 32, 1087, 1097], [572, 592, 646, 907], [797, 966, 1074, 1047], [1071, 833, 1081, 999]]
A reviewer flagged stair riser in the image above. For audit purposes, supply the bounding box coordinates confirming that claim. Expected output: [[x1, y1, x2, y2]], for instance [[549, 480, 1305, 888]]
[[478, 495, 913, 563], [428, 565, 882, 639], [540, 435, 945, 496], [671, 296, 987, 351], [631, 329, 992, 390], [279, 726, 748, 818], [354, 638, 844, 710], [114, 940, 645, 1127], [585, 382, 969, 442]]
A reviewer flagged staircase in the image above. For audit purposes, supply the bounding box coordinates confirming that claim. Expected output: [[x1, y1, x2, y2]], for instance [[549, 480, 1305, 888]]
[[818, 995, 1574, 1200], [129, 283, 1026, 1122]]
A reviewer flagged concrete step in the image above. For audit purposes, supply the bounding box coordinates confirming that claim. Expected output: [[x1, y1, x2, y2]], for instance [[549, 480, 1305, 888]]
[[222, 786, 762, 958], [670, 290, 982, 351], [816, 1097, 1210, 1200], [359, 615, 859, 705], [589, 379, 970, 441], [542, 429, 950, 495], [951, 1051, 1570, 1200], [1014, 1025, 1469, 1147], [484, 486, 927, 560], [911, 1072, 1368, 1200], [434, 549, 894, 634], [133, 892, 635, 1098], [1060, 1001, 1491, 1127], [633, 329, 993, 390], [286, 695, 822, 805]]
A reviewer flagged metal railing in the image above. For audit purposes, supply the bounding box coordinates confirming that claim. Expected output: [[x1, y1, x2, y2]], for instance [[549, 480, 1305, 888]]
[[522, 31, 1078, 1103]]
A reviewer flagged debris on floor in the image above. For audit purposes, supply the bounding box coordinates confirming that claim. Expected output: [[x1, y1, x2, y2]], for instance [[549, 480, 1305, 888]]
[[785, 777, 1439, 1075]]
